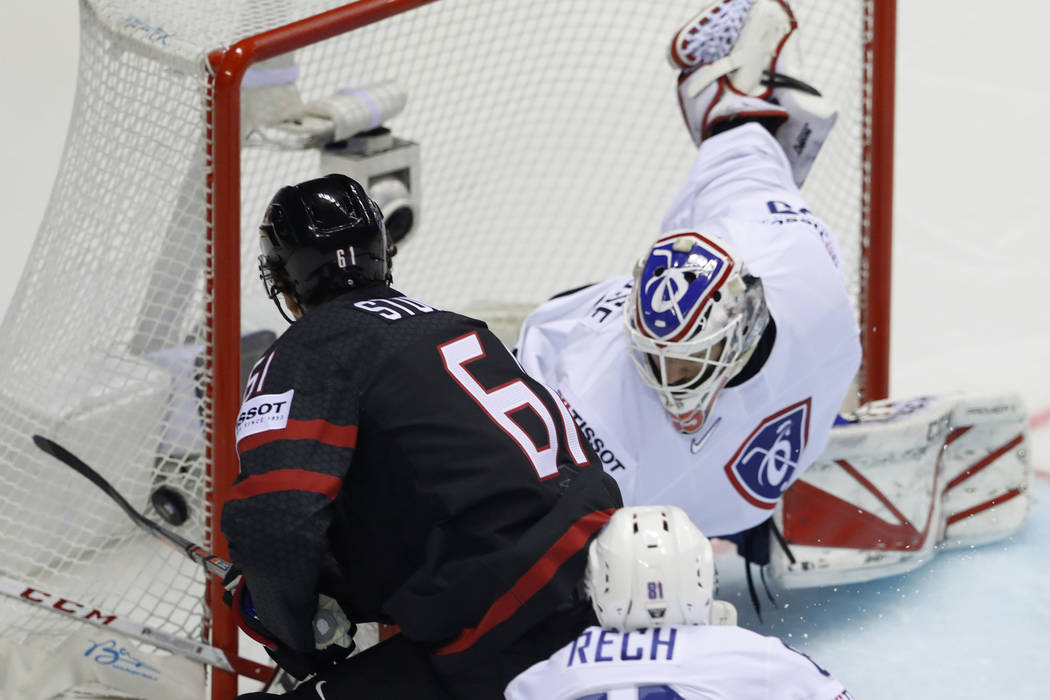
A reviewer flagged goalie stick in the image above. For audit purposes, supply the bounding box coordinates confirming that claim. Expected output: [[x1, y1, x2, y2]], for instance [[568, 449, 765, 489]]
[[32, 434, 232, 580], [0, 573, 235, 672]]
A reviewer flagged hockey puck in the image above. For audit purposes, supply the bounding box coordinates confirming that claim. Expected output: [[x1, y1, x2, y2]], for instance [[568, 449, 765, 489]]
[[151, 485, 189, 526]]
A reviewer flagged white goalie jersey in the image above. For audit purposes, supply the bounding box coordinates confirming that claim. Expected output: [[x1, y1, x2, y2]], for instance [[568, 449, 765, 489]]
[[516, 124, 861, 537], [504, 624, 852, 700]]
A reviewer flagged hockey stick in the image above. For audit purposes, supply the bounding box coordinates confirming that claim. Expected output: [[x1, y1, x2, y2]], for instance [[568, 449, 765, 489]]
[[32, 434, 232, 580], [0, 573, 235, 671], [32, 433, 346, 688], [30, 435, 298, 686]]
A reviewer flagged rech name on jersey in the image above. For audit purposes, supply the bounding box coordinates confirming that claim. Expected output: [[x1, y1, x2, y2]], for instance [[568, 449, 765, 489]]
[[566, 627, 678, 666]]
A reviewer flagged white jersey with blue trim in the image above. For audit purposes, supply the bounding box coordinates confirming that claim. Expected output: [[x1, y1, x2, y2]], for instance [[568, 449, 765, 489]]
[[504, 625, 852, 700], [515, 123, 861, 537]]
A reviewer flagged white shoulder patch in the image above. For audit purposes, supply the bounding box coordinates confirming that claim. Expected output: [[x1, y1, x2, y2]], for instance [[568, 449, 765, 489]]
[[236, 389, 294, 443]]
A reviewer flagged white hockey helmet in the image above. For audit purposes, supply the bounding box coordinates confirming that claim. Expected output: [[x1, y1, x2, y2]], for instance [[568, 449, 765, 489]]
[[624, 231, 768, 434], [585, 505, 717, 632]]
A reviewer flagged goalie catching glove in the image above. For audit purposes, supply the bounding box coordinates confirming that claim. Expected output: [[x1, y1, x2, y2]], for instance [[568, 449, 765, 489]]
[[669, 0, 837, 186], [222, 568, 356, 681]]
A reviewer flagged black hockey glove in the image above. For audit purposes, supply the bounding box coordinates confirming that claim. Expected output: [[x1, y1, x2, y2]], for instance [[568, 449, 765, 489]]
[[222, 567, 282, 650], [265, 641, 355, 682], [222, 568, 356, 681], [240, 634, 456, 699], [723, 517, 773, 566]]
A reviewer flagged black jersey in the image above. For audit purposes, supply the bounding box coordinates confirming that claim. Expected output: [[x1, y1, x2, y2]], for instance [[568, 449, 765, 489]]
[[221, 286, 621, 693]]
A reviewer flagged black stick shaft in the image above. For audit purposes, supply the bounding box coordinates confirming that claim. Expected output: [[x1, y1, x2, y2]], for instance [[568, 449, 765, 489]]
[[32, 434, 232, 580]]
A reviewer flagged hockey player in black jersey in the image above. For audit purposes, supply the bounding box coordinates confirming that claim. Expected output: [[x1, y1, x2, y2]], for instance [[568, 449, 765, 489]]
[[220, 173, 622, 698]]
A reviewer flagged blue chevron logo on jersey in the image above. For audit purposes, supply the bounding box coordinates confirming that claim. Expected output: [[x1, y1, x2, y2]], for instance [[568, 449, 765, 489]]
[[637, 233, 732, 340], [724, 399, 811, 509]]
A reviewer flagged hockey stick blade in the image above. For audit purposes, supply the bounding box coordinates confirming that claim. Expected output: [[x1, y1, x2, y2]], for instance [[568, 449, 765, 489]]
[[32, 434, 231, 580], [0, 573, 236, 671]]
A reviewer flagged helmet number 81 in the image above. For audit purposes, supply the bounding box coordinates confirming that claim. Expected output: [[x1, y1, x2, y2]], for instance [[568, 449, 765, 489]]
[[336, 247, 357, 268]]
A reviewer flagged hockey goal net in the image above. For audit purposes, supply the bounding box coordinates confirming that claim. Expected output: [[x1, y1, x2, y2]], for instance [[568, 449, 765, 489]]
[[0, 0, 893, 697]]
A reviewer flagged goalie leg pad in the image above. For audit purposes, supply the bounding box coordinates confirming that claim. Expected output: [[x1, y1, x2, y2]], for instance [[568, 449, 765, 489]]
[[770, 397, 949, 588], [939, 394, 1033, 549], [769, 393, 1033, 589]]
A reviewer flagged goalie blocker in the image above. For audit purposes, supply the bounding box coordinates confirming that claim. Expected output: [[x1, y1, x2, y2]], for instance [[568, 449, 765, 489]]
[[769, 392, 1033, 588]]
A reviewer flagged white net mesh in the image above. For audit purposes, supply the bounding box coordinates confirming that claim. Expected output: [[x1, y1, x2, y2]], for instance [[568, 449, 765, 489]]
[[0, 0, 880, 693], [231, 0, 871, 336]]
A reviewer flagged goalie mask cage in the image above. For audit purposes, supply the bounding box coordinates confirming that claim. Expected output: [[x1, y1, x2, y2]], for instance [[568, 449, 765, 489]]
[[0, 0, 894, 697]]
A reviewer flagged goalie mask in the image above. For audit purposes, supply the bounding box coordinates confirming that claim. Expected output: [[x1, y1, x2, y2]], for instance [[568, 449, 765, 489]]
[[625, 231, 768, 434], [585, 506, 717, 631], [259, 173, 391, 321]]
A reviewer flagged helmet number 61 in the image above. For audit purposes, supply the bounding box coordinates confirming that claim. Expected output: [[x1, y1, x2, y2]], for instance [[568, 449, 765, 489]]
[[336, 247, 357, 268]]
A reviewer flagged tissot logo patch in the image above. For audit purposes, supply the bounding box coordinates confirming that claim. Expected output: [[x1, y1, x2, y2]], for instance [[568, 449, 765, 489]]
[[724, 399, 811, 509], [236, 390, 293, 443]]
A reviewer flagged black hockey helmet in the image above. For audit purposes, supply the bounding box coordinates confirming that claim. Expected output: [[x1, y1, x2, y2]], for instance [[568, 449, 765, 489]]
[[259, 174, 391, 318]]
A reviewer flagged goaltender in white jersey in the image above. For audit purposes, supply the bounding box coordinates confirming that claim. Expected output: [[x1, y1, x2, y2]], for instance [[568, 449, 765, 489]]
[[517, 122, 860, 540], [516, 0, 860, 541], [521, 0, 1033, 584], [505, 506, 853, 699]]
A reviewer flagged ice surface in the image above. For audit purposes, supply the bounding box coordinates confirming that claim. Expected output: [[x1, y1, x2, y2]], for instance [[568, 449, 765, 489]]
[[716, 480, 1050, 698]]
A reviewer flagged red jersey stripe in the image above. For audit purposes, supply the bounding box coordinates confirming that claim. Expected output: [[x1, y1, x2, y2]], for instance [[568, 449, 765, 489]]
[[237, 419, 358, 454], [230, 469, 342, 501], [436, 508, 616, 656]]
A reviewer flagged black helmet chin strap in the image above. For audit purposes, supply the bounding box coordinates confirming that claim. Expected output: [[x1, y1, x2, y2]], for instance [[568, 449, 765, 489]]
[[259, 257, 299, 325], [269, 294, 298, 325]]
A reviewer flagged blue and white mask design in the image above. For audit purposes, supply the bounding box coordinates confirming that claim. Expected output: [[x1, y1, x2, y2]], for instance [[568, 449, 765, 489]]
[[636, 235, 733, 341], [625, 231, 769, 435]]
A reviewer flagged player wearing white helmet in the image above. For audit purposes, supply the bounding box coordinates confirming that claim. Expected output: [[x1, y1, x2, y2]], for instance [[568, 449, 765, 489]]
[[585, 504, 735, 632], [505, 506, 853, 699], [517, 0, 860, 552], [517, 0, 1032, 594], [624, 231, 770, 435]]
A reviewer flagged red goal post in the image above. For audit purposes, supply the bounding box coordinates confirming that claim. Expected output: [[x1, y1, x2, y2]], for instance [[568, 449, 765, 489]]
[[207, 2, 441, 696], [861, 0, 896, 403]]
